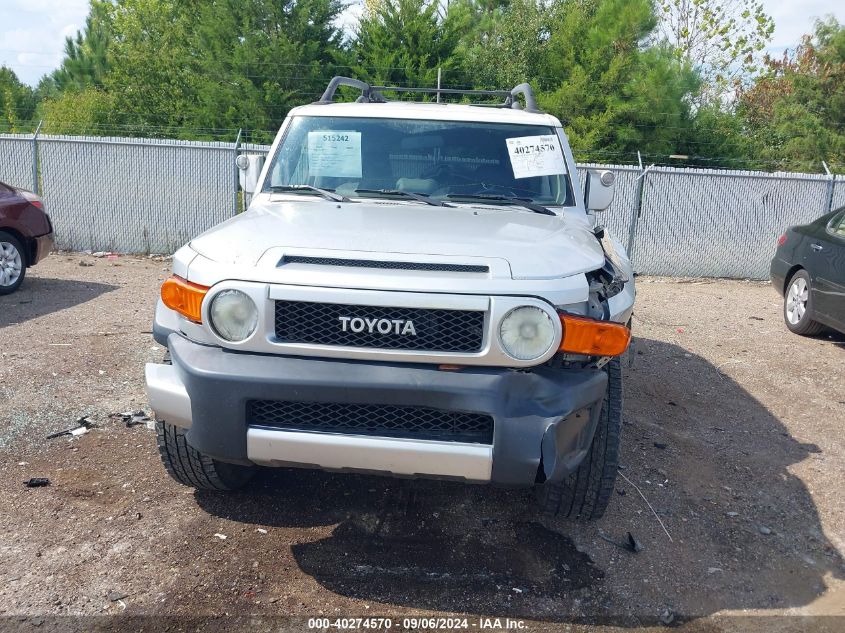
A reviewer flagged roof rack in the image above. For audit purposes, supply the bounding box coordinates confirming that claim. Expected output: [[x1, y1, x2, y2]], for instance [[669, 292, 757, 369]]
[[315, 76, 541, 113]]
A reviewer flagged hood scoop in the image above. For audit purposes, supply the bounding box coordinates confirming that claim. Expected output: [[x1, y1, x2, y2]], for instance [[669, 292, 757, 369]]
[[278, 255, 489, 274]]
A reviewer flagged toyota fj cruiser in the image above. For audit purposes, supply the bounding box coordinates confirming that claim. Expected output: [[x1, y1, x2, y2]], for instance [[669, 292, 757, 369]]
[[145, 77, 635, 519]]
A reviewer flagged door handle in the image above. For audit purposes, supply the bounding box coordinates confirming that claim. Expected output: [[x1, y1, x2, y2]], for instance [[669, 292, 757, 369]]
[[810, 243, 823, 252]]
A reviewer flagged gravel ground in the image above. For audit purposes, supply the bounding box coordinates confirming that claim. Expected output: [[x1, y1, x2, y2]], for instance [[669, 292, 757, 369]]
[[0, 254, 843, 632]]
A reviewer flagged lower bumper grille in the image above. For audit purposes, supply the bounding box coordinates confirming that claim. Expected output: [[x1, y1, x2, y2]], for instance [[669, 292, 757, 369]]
[[248, 400, 494, 444]]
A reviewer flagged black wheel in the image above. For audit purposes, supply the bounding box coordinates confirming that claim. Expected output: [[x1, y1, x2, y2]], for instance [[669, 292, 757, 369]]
[[156, 420, 256, 490], [783, 269, 825, 336], [537, 357, 622, 520], [0, 231, 27, 295]]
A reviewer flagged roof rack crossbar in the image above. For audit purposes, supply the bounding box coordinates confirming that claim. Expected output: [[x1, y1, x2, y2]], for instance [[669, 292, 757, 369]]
[[314, 76, 541, 112], [372, 86, 511, 98]]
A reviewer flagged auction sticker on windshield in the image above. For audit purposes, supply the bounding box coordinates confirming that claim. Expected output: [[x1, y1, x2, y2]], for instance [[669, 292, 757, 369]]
[[506, 135, 567, 179], [308, 131, 362, 178]]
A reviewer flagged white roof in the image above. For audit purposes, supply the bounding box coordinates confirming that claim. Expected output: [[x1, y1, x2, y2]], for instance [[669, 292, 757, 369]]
[[289, 101, 563, 127]]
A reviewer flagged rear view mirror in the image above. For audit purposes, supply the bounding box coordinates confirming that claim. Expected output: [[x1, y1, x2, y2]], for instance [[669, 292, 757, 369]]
[[237, 154, 265, 194], [584, 169, 615, 212]]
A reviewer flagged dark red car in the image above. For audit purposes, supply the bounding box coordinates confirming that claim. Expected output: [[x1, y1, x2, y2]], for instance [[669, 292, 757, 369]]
[[0, 181, 54, 294]]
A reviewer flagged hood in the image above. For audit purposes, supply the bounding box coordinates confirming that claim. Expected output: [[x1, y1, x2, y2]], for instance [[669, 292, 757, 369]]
[[189, 197, 605, 280]]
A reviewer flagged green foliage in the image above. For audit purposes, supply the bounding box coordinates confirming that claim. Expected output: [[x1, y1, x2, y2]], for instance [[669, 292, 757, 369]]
[[50, 0, 113, 93], [738, 18, 845, 171], [38, 0, 345, 140], [102, 0, 194, 136], [39, 89, 116, 135], [538, 0, 699, 161], [658, 0, 774, 92], [0, 66, 37, 132], [455, 0, 548, 89], [183, 0, 345, 138], [352, 0, 467, 89], [686, 105, 753, 169]]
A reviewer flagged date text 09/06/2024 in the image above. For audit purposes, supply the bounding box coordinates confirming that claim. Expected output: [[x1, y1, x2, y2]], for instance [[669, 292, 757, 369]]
[[307, 617, 528, 630]]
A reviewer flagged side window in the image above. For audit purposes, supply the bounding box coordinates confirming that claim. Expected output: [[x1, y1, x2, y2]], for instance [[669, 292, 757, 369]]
[[829, 210, 845, 238]]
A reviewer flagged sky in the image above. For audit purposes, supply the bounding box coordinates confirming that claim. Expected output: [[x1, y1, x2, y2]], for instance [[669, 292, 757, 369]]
[[0, 0, 843, 87]]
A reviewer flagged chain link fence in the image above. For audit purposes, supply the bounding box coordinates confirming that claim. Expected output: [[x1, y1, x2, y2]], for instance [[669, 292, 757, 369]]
[[633, 168, 833, 279], [0, 133, 36, 192], [832, 179, 845, 210], [37, 135, 236, 253], [1, 133, 840, 279]]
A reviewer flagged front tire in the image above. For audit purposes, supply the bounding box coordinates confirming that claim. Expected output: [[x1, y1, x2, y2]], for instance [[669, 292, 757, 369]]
[[156, 421, 256, 490], [0, 231, 27, 295], [784, 269, 825, 336], [536, 357, 622, 520]]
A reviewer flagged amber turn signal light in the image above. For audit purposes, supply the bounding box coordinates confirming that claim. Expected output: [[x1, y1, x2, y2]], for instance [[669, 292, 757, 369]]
[[558, 313, 631, 357], [161, 275, 209, 323]]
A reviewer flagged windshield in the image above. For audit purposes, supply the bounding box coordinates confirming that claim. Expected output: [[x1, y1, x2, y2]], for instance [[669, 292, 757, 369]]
[[263, 116, 574, 206]]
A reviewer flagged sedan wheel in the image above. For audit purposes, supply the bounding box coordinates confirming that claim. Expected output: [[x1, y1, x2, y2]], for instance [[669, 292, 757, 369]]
[[785, 277, 808, 325], [0, 240, 24, 289], [783, 270, 824, 336]]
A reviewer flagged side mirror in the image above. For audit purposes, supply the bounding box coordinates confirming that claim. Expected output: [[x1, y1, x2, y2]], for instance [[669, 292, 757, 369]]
[[584, 169, 615, 212], [236, 154, 265, 194]]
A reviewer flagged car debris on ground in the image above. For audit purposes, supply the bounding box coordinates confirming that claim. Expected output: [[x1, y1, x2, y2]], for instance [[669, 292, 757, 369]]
[[24, 478, 50, 488], [113, 410, 152, 428], [45, 416, 97, 440], [598, 530, 644, 553]]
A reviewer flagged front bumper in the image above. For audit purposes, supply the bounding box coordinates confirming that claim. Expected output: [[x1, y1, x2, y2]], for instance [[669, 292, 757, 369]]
[[146, 334, 608, 486]]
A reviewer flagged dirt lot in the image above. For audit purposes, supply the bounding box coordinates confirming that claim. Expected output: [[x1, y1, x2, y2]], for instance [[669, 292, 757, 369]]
[[0, 254, 843, 632]]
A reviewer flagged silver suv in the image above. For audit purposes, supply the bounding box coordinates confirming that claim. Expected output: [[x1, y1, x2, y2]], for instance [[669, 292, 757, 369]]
[[145, 77, 635, 520]]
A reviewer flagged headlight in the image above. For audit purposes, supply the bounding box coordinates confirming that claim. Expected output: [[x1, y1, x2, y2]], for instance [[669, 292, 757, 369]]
[[209, 289, 258, 342], [499, 306, 555, 361]]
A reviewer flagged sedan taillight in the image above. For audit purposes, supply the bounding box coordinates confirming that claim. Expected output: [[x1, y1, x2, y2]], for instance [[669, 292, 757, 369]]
[[20, 190, 43, 210], [777, 234, 787, 246]]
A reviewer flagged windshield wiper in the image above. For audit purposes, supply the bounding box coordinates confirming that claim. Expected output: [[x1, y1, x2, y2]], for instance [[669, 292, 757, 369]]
[[446, 194, 556, 216], [354, 189, 451, 207], [269, 184, 350, 203]]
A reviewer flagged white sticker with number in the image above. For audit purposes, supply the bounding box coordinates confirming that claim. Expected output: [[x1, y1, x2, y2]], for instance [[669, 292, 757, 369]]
[[307, 131, 362, 178], [505, 135, 567, 179]]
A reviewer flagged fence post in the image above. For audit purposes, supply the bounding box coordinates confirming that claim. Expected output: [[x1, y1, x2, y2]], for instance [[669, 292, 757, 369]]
[[233, 128, 243, 215], [626, 151, 654, 264], [822, 161, 836, 215], [31, 119, 42, 194]]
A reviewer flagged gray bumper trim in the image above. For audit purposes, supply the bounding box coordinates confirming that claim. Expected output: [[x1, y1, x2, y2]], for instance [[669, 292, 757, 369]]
[[247, 428, 493, 481], [144, 363, 192, 428]]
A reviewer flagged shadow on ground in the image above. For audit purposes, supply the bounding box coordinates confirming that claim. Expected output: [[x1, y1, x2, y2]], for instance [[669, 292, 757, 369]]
[[0, 277, 117, 327], [196, 337, 844, 622], [818, 328, 845, 348]]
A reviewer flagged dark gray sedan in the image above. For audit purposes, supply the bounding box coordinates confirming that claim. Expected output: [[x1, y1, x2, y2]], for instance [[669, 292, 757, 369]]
[[770, 207, 845, 335]]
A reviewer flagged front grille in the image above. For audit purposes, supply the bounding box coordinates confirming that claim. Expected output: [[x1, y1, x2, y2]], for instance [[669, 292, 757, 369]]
[[274, 301, 485, 352], [248, 400, 494, 444], [280, 256, 488, 274]]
